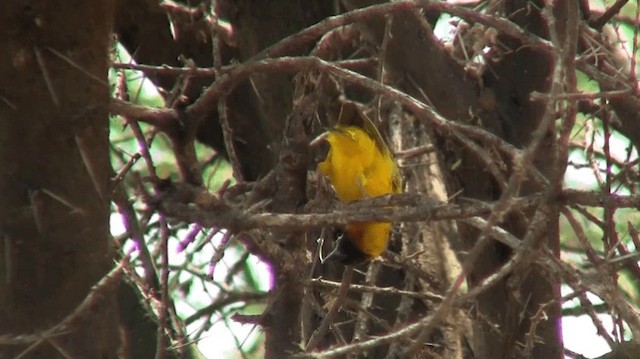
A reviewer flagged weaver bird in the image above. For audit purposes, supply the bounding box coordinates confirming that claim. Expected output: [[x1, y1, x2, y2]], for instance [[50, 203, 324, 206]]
[[314, 103, 401, 265]]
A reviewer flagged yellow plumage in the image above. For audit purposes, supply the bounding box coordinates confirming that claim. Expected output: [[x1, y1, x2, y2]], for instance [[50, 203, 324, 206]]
[[316, 105, 401, 264]]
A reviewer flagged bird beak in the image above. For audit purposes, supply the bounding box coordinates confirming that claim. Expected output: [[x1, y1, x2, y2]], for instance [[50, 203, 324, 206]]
[[309, 131, 329, 147]]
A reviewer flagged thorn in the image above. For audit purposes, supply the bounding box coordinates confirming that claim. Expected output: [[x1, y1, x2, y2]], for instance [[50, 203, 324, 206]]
[[112, 152, 141, 186], [45, 46, 108, 86], [0, 95, 17, 110], [28, 189, 46, 235], [33, 47, 59, 106], [40, 188, 87, 216], [75, 132, 107, 205]]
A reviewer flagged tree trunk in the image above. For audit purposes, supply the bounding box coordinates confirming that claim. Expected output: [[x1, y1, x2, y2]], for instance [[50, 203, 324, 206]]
[[0, 1, 119, 358]]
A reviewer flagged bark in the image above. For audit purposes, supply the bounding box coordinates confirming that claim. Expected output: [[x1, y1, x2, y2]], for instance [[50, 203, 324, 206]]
[[0, 0, 119, 358]]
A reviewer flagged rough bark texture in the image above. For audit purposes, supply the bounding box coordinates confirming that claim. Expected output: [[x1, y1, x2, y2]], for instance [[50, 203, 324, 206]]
[[392, 105, 468, 359], [0, 0, 119, 358]]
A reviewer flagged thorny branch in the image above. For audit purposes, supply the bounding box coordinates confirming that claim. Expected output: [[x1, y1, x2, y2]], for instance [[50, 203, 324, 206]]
[[157, 183, 640, 235], [102, 1, 640, 357]]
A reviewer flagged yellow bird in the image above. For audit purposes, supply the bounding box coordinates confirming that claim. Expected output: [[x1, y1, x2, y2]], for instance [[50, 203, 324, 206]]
[[315, 103, 402, 265]]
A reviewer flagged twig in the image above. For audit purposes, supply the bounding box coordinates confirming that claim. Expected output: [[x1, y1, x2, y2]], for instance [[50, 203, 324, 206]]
[[308, 278, 443, 302], [560, 208, 601, 265], [209, 231, 233, 279], [295, 310, 436, 358], [112, 185, 159, 290], [155, 216, 170, 359], [112, 152, 141, 186], [159, 188, 542, 231], [531, 89, 631, 101], [212, 24, 243, 182], [629, 3, 640, 89], [306, 268, 353, 351], [588, 0, 629, 28], [353, 262, 381, 341], [184, 291, 267, 326], [109, 98, 179, 131], [249, 1, 551, 61]]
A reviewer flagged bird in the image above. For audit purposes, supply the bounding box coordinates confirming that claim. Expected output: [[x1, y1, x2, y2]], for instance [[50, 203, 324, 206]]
[[314, 102, 401, 265]]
